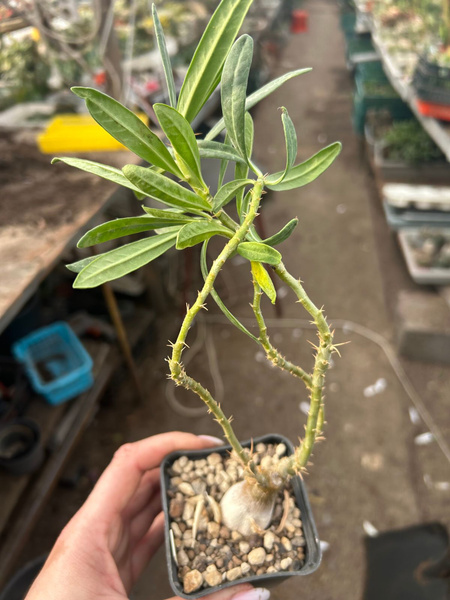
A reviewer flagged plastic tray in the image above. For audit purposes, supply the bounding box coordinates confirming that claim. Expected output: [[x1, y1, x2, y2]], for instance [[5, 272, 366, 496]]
[[398, 230, 450, 285], [12, 322, 93, 405]]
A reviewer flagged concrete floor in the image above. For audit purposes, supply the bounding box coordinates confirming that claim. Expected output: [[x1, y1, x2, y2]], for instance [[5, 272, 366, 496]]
[[18, 1, 450, 599]]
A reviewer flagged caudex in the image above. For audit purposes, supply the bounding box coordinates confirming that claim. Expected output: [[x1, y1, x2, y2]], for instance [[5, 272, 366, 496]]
[[54, 0, 342, 536]]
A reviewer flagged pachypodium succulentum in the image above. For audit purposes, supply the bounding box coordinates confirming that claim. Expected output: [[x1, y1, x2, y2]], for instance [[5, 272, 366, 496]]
[[54, 0, 341, 535]]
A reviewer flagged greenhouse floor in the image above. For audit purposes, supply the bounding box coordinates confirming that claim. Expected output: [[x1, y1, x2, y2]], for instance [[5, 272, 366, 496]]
[[17, 1, 450, 599]]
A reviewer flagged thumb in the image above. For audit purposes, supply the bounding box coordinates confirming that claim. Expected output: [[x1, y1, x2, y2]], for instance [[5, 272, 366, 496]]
[[166, 585, 270, 600]]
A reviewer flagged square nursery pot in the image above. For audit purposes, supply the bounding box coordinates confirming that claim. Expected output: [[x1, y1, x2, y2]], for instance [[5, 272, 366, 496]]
[[161, 433, 321, 599]]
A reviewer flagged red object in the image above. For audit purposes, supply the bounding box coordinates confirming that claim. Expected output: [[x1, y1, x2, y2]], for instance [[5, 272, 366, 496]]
[[94, 71, 106, 86], [290, 10, 308, 33], [416, 99, 450, 122]]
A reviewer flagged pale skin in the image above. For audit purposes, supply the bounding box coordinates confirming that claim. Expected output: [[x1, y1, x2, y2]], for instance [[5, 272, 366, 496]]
[[24, 432, 270, 600]]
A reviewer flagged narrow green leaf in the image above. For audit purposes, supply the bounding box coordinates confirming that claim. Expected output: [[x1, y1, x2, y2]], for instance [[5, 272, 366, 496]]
[[266, 142, 342, 190], [251, 261, 276, 304], [177, 0, 253, 123], [197, 140, 247, 164], [238, 190, 252, 222], [141, 207, 194, 221], [262, 218, 298, 247], [52, 157, 142, 193], [66, 255, 97, 273], [218, 134, 231, 189], [212, 179, 253, 212], [153, 103, 205, 189], [270, 108, 297, 185], [237, 242, 282, 265], [236, 113, 254, 216], [221, 35, 253, 159], [200, 241, 259, 343], [152, 5, 177, 108], [78, 216, 188, 248], [123, 164, 211, 212], [205, 68, 312, 141], [176, 221, 233, 249], [71, 87, 181, 176], [74, 231, 177, 288]]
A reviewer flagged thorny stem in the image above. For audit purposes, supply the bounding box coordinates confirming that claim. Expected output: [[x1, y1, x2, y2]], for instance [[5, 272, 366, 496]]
[[251, 279, 313, 390], [274, 261, 333, 474], [169, 180, 265, 468]]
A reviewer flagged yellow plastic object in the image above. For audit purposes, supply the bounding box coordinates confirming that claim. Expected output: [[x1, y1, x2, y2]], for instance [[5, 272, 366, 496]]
[[37, 112, 148, 154]]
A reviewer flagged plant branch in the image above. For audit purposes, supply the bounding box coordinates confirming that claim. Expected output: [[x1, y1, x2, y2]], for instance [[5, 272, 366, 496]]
[[169, 180, 265, 466], [251, 279, 312, 389], [273, 261, 334, 474]]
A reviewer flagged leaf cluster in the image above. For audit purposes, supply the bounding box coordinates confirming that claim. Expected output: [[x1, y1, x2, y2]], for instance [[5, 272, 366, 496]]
[[55, 0, 341, 323]]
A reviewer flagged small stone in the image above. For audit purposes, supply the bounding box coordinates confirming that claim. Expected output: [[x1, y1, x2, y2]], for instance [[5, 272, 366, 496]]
[[292, 559, 303, 570], [265, 554, 274, 563], [206, 473, 215, 486], [181, 473, 190, 482], [248, 547, 266, 566], [192, 555, 207, 572], [264, 531, 277, 551], [178, 482, 195, 497], [256, 443, 266, 453], [260, 455, 272, 469], [232, 555, 242, 566], [219, 526, 231, 540], [182, 503, 194, 521], [169, 498, 184, 519], [291, 536, 306, 548], [266, 566, 278, 574], [184, 460, 194, 473], [196, 459, 207, 468], [179, 456, 188, 468], [171, 476, 183, 486], [187, 549, 195, 560], [292, 518, 302, 528], [226, 566, 242, 581], [207, 522, 220, 538], [241, 562, 251, 575], [256, 567, 265, 576], [207, 453, 222, 466], [179, 566, 190, 578], [171, 523, 182, 538], [177, 549, 189, 566], [183, 569, 203, 593], [280, 557, 293, 570], [248, 534, 263, 549], [281, 536, 292, 551], [192, 479, 207, 494], [216, 557, 224, 569], [179, 522, 187, 533], [276, 443, 287, 457], [293, 507, 301, 518], [204, 565, 222, 587], [219, 481, 230, 494], [239, 541, 250, 554], [206, 546, 215, 557], [231, 531, 242, 541]]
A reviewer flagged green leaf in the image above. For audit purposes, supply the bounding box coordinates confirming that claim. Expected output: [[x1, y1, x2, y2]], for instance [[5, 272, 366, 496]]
[[205, 68, 312, 141], [66, 255, 97, 273], [221, 35, 253, 159], [153, 103, 205, 189], [218, 134, 231, 189], [77, 216, 189, 248], [238, 190, 252, 222], [270, 108, 297, 185], [141, 207, 194, 221], [251, 261, 276, 304], [177, 0, 253, 123], [74, 231, 177, 288], [266, 142, 342, 190], [200, 241, 259, 343], [52, 157, 142, 193], [176, 221, 233, 249], [212, 179, 253, 212], [262, 218, 298, 247], [237, 242, 281, 265], [197, 140, 246, 164], [236, 113, 254, 215], [122, 164, 211, 213], [152, 5, 177, 108], [71, 87, 181, 176]]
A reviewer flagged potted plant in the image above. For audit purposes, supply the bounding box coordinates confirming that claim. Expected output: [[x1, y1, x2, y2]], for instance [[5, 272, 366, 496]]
[[53, 0, 341, 595], [369, 117, 450, 184]]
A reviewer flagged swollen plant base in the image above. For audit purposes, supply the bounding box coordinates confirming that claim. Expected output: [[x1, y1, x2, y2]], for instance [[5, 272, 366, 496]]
[[161, 434, 321, 599]]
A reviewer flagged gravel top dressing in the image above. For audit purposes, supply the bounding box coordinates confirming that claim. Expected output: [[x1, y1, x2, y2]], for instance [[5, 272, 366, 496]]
[[166, 442, 306, 595]]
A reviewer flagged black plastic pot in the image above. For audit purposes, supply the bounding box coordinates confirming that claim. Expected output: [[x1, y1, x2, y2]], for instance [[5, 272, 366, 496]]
[[161, 433, 321, 599], [0, 418, 44, 475]]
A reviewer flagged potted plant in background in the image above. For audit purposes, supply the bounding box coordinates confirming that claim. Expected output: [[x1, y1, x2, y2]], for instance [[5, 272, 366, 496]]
[[53, 0, 341, 595]]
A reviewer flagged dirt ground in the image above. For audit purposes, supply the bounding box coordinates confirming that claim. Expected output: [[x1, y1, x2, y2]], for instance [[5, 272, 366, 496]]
[[11, 1, 450, 599]]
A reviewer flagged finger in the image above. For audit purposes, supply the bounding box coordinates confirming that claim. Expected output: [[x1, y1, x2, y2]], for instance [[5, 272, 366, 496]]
[[84, 432, 219, 520], [165, 584, 270, 600], [129, 489, 162, 546], [131, 510, 166, 581], [122, 468, 160, 521]]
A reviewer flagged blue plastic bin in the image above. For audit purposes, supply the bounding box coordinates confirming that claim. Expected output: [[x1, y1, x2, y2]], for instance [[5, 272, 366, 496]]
[[12, 322, 93, 405]]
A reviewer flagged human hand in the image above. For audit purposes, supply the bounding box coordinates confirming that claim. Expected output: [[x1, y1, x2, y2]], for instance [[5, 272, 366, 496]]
[[25, 431, 270, 600]]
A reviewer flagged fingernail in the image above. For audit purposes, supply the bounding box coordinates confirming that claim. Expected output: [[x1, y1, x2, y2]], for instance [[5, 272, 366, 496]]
[[232, 588, 270, 600], [198, 434, 224, 445]]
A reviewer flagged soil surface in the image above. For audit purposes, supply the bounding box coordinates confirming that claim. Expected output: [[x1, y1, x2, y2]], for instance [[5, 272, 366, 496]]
[[6, 1, 450, 600]]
